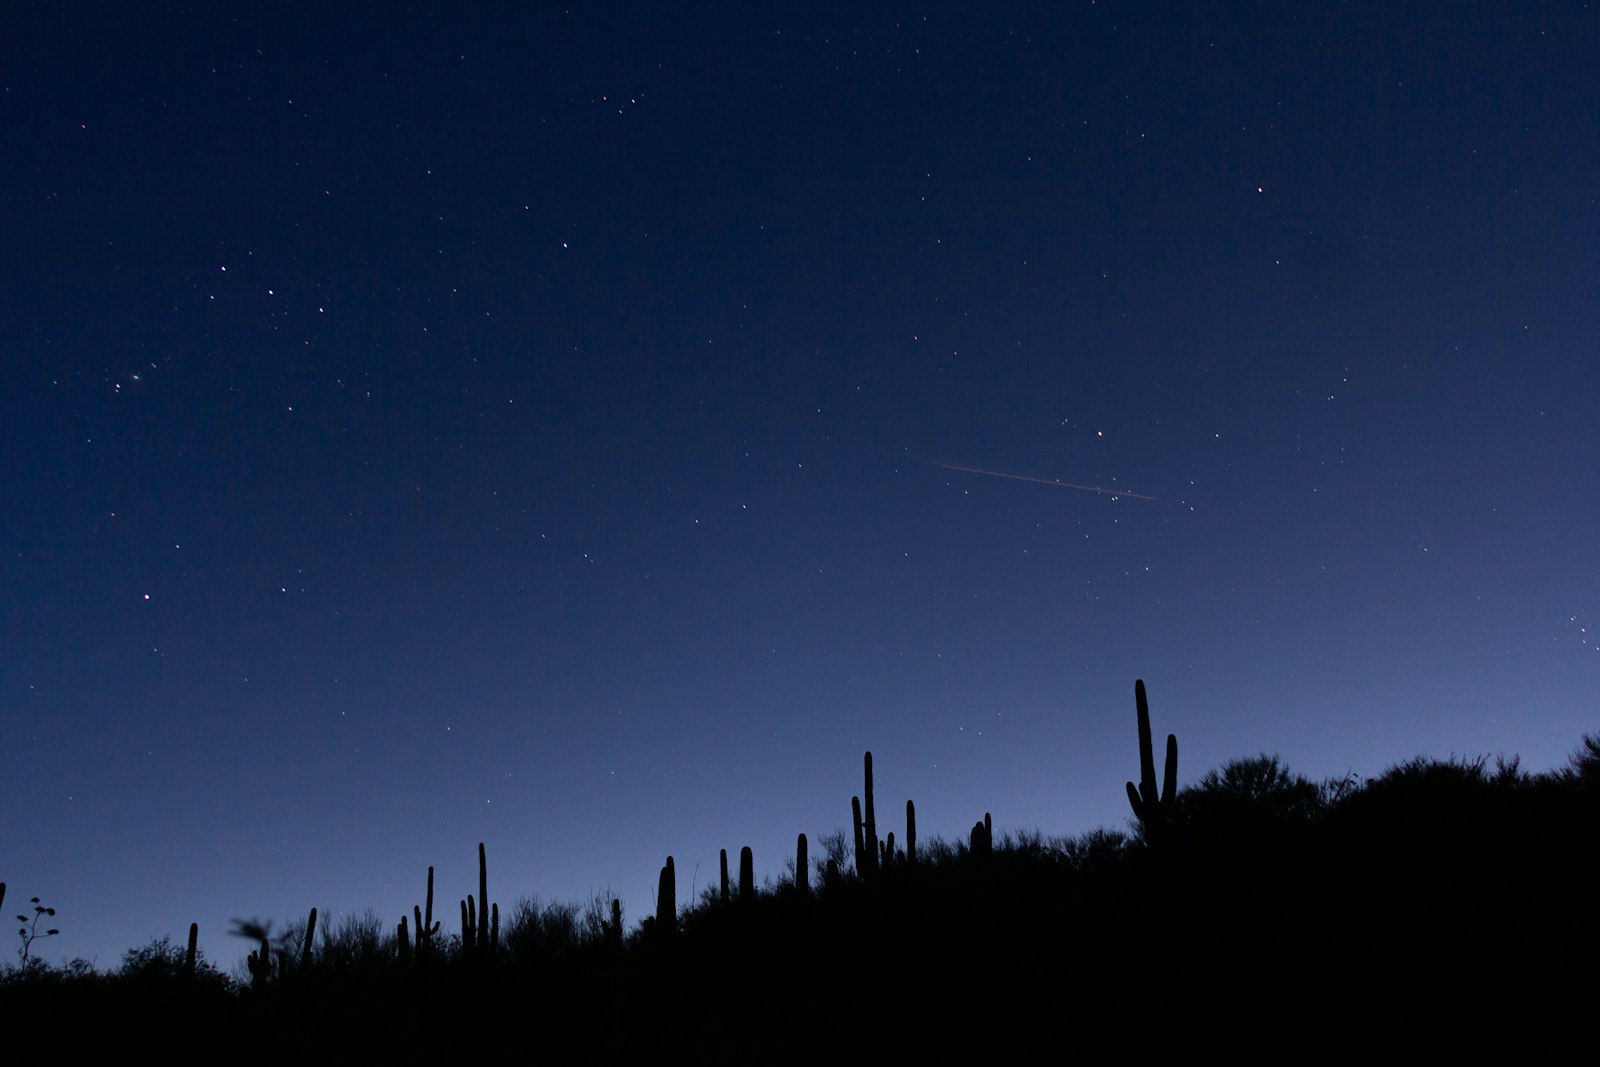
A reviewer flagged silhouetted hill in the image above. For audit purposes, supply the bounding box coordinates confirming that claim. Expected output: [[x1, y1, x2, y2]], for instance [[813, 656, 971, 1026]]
[[6, 685, 1595, 1059]]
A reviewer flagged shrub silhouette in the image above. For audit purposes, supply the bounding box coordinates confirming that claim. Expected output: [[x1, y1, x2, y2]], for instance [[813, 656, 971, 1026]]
[[1168, 753, 1323, 850], [119, 934, 227, 989], [1567, 733, 1600, 789], [315, 910, 388, 974], [1057, 827, 1130, 874], [501, 897, 594, 965]]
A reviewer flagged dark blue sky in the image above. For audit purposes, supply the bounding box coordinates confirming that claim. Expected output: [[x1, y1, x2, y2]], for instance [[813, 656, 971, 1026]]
[[4, 2, 1595, 969]]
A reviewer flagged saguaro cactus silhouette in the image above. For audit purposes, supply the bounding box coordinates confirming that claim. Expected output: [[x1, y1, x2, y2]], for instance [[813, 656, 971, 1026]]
[[852, 796, 866, 877], [607, 898, 623, 953], [1125, 679, 1178, 837], [656, 856, 676, 933], [970, 816, 992, 857], [184, 922, 198, 979], [477, 842, 491, 954], [246, 933, 272, 991], [460, 844, 499, 959], [863, 751, 880, 877], [739, 845, 755, 902], [909, 799, 922, 865], [412, 865, 440, 962], [300, 907, 317, 968]]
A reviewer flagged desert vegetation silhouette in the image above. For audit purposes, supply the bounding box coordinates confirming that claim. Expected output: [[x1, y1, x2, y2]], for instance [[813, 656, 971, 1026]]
[[4, 680, 1595, 1056]]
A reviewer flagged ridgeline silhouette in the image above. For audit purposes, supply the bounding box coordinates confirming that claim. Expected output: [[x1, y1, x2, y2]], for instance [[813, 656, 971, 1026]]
[[4, 680, 1595, 1056]]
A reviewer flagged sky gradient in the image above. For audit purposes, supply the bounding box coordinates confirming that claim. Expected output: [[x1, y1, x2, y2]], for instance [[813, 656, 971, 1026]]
[[3, 2, 1596, 970]]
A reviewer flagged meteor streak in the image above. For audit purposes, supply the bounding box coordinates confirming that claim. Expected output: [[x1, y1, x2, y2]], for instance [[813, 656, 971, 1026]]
[[936, 462, 1157, 501]]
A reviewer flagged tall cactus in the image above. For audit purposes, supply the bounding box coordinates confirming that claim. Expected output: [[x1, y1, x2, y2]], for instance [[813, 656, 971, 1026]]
[[656, 856, 676, 933], [720, 849, 730, 905], [795, 833, 809, 895], [863, 751, 880, 877], [246, 933, 272, 991], [852, 796, 866, 877], [300, 907, 317, 968], [412, 865, 440, 962], [607, 898, 623, 953], [1124, 679, 1178, 838], [458, 844, 498, 959], [425, 865, 437, 947], [739, 846, 755, 902], [183, 922, 198, 980], [906, 800, 918, 865], [478, 842, 491, 954]]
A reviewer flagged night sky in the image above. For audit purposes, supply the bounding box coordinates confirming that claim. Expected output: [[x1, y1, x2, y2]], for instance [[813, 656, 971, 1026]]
[[4, 3, 1595, 970]]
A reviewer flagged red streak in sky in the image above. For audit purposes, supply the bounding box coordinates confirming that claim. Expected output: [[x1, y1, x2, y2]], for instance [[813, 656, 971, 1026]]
[[936, 462, 1158, 501]]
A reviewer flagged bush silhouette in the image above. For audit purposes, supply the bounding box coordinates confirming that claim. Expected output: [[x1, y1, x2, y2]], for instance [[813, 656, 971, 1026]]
[[119, 934, 227, 989], [1168, 753, 1323, 848]]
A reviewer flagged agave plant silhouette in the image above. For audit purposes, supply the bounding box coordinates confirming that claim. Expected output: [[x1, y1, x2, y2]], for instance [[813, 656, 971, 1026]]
[[16, 895, 60, 963]]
